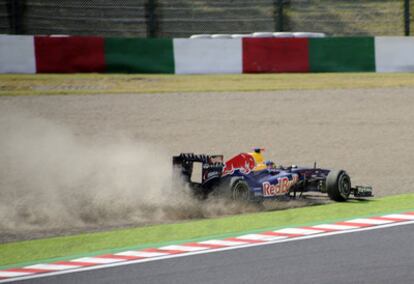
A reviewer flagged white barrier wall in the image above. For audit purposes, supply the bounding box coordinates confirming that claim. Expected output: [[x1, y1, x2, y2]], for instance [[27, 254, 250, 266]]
[[173, 39, 242, 74], [375, 37, 414, 72], [0, 35, 36, 73]]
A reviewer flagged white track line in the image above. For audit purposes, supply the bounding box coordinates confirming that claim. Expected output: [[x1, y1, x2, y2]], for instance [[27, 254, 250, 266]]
[[1, 219, 413, 284]]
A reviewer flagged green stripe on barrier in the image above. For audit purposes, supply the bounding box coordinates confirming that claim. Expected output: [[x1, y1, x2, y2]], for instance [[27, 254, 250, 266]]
[[104, 38, 175, 73], [309, 37, 375, 72]]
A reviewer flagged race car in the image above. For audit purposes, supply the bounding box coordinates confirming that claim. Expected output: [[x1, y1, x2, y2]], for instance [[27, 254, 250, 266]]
[[173, 148, 373, 202]]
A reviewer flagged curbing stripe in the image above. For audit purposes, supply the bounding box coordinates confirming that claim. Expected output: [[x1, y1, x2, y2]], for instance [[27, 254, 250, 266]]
[[0, 271, 32, 277], [142, 248, 186, 255], [3, 269, 48, 274], [25, 264, 79, 271], [311, 223, 359, 230], [71, 257, 123, 264], [302, 226, 336, 232], [94, 254, 141, 261], [370, 216, 406, 222], [236, 234, 286, 242], [102, 255, 139, 261], [275, 228, 324, 235], [345, 218, 393, 225], [383, 214, 414, 220], [182, 242, 226, 249], [198, 240, 248, 246], [115, 251, 167, 258], [55, 261, 95, 267], [261, 231, 302, 238], [158, 245, 208, 252], [0, 211, 413, 282], [225, 237, 265, 244], [335, 221, 372, 227]]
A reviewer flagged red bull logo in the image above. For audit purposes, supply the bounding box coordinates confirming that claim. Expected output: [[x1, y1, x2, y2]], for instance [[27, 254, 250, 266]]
[[222, 153, 256, 176], [263, 175, 299, 196]]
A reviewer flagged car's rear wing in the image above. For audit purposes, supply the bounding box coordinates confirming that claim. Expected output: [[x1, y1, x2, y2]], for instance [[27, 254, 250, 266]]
[[172, 153, 224, 190]]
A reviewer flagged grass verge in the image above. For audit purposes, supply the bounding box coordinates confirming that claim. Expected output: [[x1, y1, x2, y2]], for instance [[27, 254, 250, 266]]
[[1, 193, 413, 269], [1, 73, 414, 96]]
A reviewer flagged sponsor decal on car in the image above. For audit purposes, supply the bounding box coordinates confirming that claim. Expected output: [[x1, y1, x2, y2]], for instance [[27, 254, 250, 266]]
[[222, 153, 256, 176], [263, 175, 299, 196]]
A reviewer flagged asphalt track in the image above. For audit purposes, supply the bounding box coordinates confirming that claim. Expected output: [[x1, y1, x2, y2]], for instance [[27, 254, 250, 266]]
[[11, 223, 414, 284]]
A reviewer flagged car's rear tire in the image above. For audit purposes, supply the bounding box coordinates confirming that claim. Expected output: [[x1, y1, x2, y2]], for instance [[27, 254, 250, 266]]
[[326, 170, 351, 202], [231, 180, 250, 201]]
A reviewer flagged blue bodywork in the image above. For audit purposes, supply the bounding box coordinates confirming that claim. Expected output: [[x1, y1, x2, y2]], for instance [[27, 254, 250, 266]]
[[223, 166, 331, 200]]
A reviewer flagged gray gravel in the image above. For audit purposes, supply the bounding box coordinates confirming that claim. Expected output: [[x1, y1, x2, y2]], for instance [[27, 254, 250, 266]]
[[1, 88, 414, 241], [2, 88, 413, 197]]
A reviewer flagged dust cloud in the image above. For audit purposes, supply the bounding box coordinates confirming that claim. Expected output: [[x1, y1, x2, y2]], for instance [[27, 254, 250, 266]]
[[0, 110, 260, 242]]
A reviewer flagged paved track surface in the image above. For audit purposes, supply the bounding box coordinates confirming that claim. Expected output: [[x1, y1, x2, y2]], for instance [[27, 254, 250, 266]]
[[11, 223, 414, 284]]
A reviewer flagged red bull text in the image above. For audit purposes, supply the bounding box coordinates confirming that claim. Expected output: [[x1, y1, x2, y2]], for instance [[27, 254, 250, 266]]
[[263, 175, 299, 197]]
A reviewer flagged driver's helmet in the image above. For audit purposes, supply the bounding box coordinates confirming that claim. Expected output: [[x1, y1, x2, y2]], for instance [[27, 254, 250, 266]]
[[250, 148, 265, 164], [250, 148, 266, 171], [265, 160, 276, 169]]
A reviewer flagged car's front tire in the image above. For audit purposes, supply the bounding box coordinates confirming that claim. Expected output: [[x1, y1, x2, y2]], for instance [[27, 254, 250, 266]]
[[326, 170, 351, 202]]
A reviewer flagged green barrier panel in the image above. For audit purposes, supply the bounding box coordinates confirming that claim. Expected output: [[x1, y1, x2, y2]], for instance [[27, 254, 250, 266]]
[[309, 37, 375, 72], [105, 38, 174, 73]]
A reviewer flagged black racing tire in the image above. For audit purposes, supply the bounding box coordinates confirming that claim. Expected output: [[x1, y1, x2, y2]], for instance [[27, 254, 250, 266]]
[[230, 180, 251, 202], [326, 170, 351, 202]]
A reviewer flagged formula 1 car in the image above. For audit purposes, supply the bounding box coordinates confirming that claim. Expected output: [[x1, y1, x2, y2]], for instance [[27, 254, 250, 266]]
[[173, 149, 373, 202]]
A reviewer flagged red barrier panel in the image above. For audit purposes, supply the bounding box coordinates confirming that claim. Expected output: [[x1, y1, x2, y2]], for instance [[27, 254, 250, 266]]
[[242, 38, 309, 73], [34, 36, 105, 73]]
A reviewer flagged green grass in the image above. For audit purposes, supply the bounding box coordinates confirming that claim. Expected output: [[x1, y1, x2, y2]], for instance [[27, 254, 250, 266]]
[[1, 73, 414, 96], [1, 193, 413, 269]]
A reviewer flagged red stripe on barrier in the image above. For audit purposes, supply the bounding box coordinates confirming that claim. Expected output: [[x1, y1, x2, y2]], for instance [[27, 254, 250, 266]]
[[34, 36, 105, 73], [242, 38, 309, 73]]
